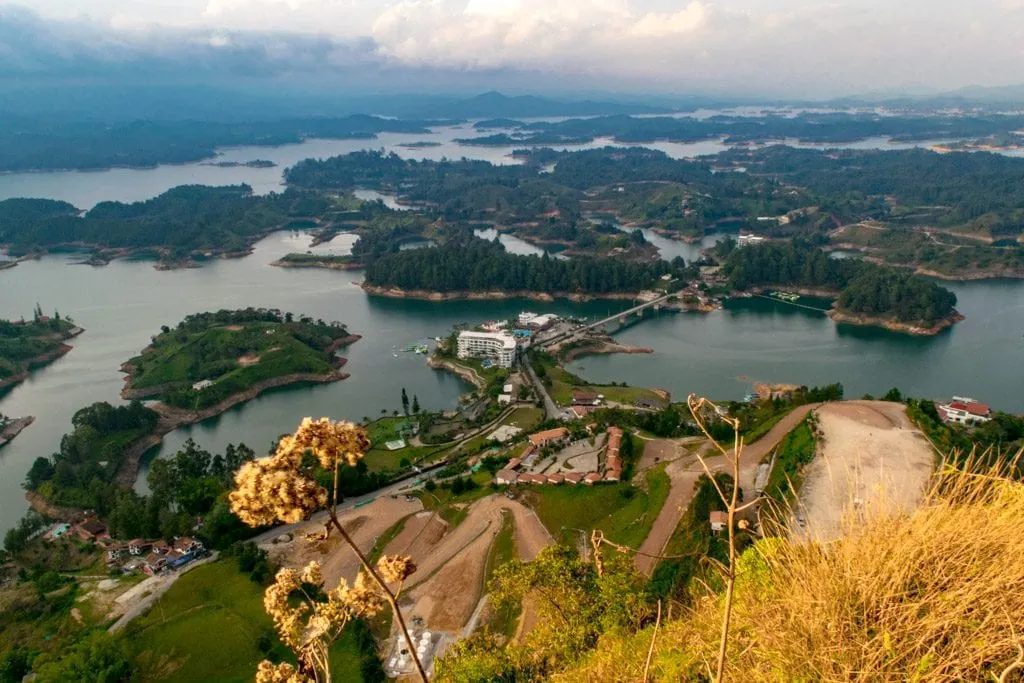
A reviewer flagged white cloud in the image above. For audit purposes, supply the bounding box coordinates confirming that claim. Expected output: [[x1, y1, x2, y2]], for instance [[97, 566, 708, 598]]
[[4, 0, 1024, 95]]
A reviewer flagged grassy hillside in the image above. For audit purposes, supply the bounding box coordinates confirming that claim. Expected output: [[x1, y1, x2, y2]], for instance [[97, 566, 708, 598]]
[[526, 466, 671, 547], [125, 309, 353, 409], [0, 314, 78, 388], [125, 560, 377, 683], [551, 458, 1024, 682]]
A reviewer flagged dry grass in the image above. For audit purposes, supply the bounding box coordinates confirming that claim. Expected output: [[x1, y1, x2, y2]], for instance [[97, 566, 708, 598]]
[[557, 450, 1024, 682]]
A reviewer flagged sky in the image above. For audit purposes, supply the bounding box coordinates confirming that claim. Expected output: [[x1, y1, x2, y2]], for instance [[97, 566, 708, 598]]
[[2, 0, 1024, 97]]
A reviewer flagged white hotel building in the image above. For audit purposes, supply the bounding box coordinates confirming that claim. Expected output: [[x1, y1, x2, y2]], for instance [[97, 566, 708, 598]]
[[456, 330, 517, 368]]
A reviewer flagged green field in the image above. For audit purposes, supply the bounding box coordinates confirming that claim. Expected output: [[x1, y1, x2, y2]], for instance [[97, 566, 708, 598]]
[[126, 311, 353, 410], [527, 466, 671, 548], [481, 510, 521, 638], [762, 418, 818, 503], [534, 354, 666, 408], [125, 560, 374, 683], [500, 406, 544, 431]]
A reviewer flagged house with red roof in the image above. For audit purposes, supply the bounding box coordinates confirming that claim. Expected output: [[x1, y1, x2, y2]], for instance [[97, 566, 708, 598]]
[[937, 397, 992, 425]]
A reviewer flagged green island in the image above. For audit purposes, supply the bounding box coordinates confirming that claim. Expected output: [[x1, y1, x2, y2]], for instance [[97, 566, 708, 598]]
[[121, 307, 357, 411], [0, 186, 338, 267], [0, 307, 83, 395]]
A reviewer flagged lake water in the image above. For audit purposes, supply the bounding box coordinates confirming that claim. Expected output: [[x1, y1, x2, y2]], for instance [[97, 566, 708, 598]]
[[2, 121, 1024, 536], [567, 281, 1024, 415], [0, 235, 627, 527]]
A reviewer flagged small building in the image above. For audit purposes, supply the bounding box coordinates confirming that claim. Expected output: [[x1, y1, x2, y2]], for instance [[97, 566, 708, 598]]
[[495, 469, 519, 486], [192, 379, 214, 391], [571, 391, 602, 406], [583, 472, 602, 486], [570, 405, 593, 419], [528, 427, 569, 449], [546, 473, 565, 485], [143, 552, 168, 575], [507, 457, 522, 470], [498, 394, 513, 406], [75, 518, 106, 541], [710, 511, 728, 534], [503, 383, 514, 394], [563, 472, 585, 485], [174, 537, 204, 554], [603, 470, 621, 482], [937, 398, 992, 425], [106, 546, 126, 564], [128, 539, 152, 556]]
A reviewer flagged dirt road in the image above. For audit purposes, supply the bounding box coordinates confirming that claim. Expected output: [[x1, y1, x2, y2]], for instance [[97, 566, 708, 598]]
[[632, 405, 818, 575], [261, 496, 423, 587], [797, 401, 933, 542], [394, 495, 552, 634]]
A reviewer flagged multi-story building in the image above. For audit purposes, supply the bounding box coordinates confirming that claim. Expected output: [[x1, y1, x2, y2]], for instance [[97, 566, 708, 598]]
[[456, 330, 517, 368]]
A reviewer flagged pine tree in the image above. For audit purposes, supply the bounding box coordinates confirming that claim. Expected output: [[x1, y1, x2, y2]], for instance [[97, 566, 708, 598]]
[[401, 388, 410, 415], [412, 395, 420, 414]]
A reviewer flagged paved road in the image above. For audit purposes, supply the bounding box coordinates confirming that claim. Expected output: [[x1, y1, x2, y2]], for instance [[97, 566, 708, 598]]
[[523, 358, 567, 421], [107, 552, 219, 633]]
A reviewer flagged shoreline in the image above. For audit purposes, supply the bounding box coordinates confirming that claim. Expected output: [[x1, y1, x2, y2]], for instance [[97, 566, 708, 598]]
[[557, 338, 654, 362], [426, 356, 486, 391], [828, 310, 964, 336], [360, 283, 644, 303], [115, 369, 352, 487], [0, 325, 84, 393], [270, 257, 363, 271], [0, 416, 35, 447]]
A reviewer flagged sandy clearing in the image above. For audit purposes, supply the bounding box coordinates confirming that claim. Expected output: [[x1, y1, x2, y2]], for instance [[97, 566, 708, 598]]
[[797, 401, 933, 543], [394, 495, 553, 636], [237, 354, 260, 367], [261, 496, 422, 587]]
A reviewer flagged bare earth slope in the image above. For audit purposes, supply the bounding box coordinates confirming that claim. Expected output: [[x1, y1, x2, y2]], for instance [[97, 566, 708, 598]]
[[797, 401, 934, 542]]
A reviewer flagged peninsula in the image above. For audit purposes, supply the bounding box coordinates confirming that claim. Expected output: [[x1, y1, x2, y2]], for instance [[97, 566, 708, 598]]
[[120, 308, 358, 411], [0, 309, 83, 394]]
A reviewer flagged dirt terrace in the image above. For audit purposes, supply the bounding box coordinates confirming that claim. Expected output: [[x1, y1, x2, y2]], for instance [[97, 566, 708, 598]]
[[797, 401, 934, 542]]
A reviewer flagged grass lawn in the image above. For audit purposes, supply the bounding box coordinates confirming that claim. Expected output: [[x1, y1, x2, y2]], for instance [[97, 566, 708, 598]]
[[481, 511, 521, 638], [536, 355, 665, 408], [763, 418, 818, 503], [526, 466, 671, 548], [500, 406, 544, 432], [125, 560, 372, 683]]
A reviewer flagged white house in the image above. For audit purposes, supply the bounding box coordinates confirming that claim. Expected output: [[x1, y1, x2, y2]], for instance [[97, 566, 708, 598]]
[[192, 379, 214, 391], [495, 470, 519, 485], [456, 330, 516, 368], [937, 398, 992, 425]]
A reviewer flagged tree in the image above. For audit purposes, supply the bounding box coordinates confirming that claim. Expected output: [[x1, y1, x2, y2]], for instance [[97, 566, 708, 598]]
[[412, 395, 421, 414], [34, 632, 133, 683], [401, 387, 410, 415]]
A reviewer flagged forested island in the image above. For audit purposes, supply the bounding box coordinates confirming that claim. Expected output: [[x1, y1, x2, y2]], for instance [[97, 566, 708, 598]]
[[0, 185, 335, 266], [0, 115, 444, 172], [121, 308, 358, 411], [361, 228, 687, 299], [451, 111, 1024, 146], [721, 240, 961, 332], [0, 308, 83, 395]]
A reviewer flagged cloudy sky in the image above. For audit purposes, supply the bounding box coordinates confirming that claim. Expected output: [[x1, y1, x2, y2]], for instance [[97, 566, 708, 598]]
[[2, 0, 1023, 96]]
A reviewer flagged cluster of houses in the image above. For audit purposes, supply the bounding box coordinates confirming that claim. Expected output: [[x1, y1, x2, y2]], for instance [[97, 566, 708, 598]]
[[493, 425, 626, 487], [39, 512, 208, 576], [937, 397, 993, 425], [106, 536, 207, 575]]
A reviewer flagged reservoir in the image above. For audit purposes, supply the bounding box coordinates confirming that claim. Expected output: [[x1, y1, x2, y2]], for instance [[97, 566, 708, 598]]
[[2, 235, 1022, 535]]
